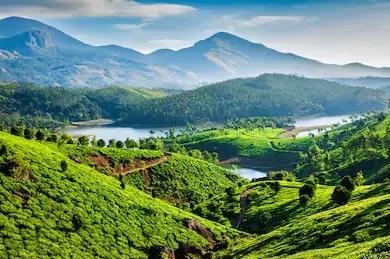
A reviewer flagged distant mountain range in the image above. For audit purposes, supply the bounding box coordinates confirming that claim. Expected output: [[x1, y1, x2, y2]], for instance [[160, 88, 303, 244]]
[[1, 16, 390, 88]]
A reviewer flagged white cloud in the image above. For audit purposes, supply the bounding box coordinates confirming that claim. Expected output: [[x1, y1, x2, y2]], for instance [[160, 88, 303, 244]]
[[0, 0, 195, 19], [114, 23, 151, 31], [236, 16, 311, 27]]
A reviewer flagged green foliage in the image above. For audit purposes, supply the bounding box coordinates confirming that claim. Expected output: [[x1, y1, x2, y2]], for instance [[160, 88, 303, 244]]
[[355, 171, 366, 186], [23, 128, 35, 140], [299, 184, 316, 198], [78, 136, 90, 146], [120, 74, 387, 126], [268, 171, 296, 181], [10, 126, 24, 137], [300, 194, 310, 206], [97, 139, 106, 147], [116, 141, 124, 149], [332, 185, 352, 205], [0, 132, 238, 258], [125, 138, 139, 149], [35, 130, 45, 140], [340, 175, 356, 191], [60, 160, 68, 172], [46, 134, 58, 143]]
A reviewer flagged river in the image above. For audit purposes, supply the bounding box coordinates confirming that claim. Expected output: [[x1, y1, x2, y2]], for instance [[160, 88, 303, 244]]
[[65, 114, 353, 142]]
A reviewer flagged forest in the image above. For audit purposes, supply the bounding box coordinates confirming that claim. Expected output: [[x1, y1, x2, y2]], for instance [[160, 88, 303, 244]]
[[0, 74, 388, 128]]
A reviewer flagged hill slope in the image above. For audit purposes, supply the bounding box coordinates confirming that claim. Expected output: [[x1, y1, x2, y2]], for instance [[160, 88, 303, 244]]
[[120, 74, 387, 126], [0, 132, 239, 258]]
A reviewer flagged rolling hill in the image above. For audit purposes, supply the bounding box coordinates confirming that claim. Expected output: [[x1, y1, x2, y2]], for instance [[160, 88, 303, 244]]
[[119, 74, 388, 126], [1, 17, 390, 87], [0, 131, 241, 258]]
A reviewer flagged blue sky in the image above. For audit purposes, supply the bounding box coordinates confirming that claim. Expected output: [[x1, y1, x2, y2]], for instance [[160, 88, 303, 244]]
[[0, 0, 389, 67]]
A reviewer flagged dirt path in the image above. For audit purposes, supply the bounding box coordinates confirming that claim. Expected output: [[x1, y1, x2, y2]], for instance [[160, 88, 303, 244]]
[[236, 189, 251, 229], [120, 155, 169, 175]]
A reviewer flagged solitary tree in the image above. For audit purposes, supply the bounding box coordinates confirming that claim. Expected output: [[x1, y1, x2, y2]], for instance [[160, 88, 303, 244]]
[[11, 126, 24, 137], [299, 184, 316, 198], [24, 128, 35, 140], [300, 194, 310, 206], [116, 141, 124, 149], [332, 186, 352, 205], [36, 130, 45, 141], [125, 138, 138, 149], [97, 139, 106, 147], [340, 175, 356, 191], [108, 139, 116, 148], [78, 136, 90, 146]]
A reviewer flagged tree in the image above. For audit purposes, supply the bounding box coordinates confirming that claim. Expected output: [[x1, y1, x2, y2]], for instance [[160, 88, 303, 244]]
[[125, 138, 138, 149], [299, 184, 315, 198], [24, 128, 35, 140], [35, 130, 45, 141], [47, 134, 57, 143], [149, 130, 155, 137], [355, 171, 365, 186], [90, 136, 98, 147], [225, 187, 235, 196], [108, 139, 116, 148], [340, 175, 356, 191], [11, 126, 24, 137], [97, 139, 106, 147], [169, 141, 182, 153], [116, 141, 124, 149], [332, 186, 352, 205], [78, 136, 90, 146], [60, 160, 68, 172], [0, 124, 3, 131], [257, 211, 272, 225], [300, 194, 310, 206]]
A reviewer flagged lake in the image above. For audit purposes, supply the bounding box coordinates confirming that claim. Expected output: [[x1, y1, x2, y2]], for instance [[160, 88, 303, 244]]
[[235, 168, 268, 180], [65, 114, 353, 142], [295, 114, 353, 137]]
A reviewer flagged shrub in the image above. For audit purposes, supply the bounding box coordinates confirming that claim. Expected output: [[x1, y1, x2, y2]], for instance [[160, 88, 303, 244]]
[[47, 134, 58, 143], [24, 128, 35, 140], [116, 141, 124, 149], [0, 124, 3, 131], [355, 171, 365, 186], [78, 136, 90, 146], [332, 186, 352, 205], [340, 175, 356, 191], [299, 184, 315, 198], [35, 130, 45, 140], [60, 160, 68, 172], [97, 139, 106, 147], [108, 139, 116, 148], [300, 195, 310, 206], [11, 126, 24, 137]]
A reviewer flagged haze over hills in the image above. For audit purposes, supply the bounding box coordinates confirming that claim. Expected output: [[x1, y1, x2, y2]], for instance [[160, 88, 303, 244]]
[[1, 16, 390, 88]]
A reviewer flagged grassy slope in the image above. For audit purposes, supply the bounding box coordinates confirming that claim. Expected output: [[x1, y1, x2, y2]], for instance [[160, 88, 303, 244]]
[[59, 145, 240, 206], [177, 128, 301, 171], [209, 181, 390, 259], [0, 132, 239, 258]]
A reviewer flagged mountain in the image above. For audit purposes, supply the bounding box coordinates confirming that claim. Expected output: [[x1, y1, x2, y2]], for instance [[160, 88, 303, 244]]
[[1, 17, 390, 87], [328, 76, 390, 89]]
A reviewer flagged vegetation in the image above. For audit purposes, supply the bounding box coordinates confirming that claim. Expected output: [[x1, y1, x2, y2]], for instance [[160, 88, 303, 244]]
[[0, 131, 240, 258], [121, 74, 387, 126]]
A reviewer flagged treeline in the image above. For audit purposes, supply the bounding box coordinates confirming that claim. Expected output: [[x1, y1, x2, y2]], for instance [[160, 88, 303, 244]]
[[0, 83, 157, 128], [225, 117, 295, 130], [120, 74, 387, 126]]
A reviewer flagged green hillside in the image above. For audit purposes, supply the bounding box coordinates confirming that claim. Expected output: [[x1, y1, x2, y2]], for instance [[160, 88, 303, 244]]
[[0, 83, 166, 128], [120, 74, 387, 126], [59, 145, 240, 206], [0, 132, 241, 258], [195, 180, 390, 259]]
